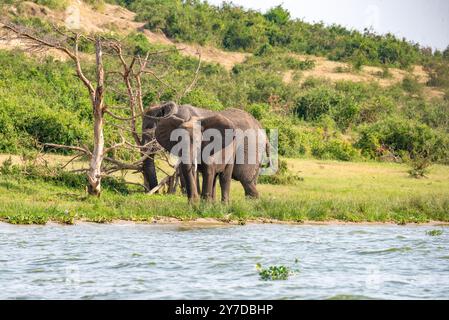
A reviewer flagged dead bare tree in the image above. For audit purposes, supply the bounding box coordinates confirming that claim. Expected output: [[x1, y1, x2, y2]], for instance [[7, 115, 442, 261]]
[[1, 22, 117, 195]]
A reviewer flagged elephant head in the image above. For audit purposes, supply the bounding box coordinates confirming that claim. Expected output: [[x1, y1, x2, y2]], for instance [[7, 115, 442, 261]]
[[149, 102, 236, 202], [155, 112, 235, 165]]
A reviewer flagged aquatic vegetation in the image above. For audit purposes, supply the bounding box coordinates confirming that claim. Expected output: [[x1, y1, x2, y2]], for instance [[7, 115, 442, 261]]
[[256, 263, 291, 281], [58, 210, 76, 225], [6, 214, 48, 225], [426, 230, 443, 236]]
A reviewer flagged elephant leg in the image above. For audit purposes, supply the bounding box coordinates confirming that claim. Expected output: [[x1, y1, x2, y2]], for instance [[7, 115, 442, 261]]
[[180, 165, 199, 203], [211, 174, 218, 201], [219, 167, 233, 203], [241, 181, 259, 199], [201, 168, 215, 201], [196, 171, 201, 195], [178, 167, 187, 195]]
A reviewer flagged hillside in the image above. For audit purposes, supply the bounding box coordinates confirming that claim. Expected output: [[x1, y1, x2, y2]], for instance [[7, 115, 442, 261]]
[[0, 0, 448, 166], [0, 1, 249, 69], [0, 0, 443, 95]]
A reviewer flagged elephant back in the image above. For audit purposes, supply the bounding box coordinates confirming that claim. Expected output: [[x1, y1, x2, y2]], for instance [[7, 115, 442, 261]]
[[179, 104, 215, 119]]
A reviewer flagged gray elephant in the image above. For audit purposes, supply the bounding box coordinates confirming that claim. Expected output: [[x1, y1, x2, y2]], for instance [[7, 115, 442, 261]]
[[142, 102, 268, 202]]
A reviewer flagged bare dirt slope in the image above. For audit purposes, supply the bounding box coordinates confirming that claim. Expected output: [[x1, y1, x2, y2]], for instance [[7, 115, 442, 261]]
[[284, 53, 443, 98], [0, 0, 443, 97], [0, 0, 247, 70]]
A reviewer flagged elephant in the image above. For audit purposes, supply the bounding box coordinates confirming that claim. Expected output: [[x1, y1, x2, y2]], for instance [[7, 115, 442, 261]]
[[142, 101, 268, 202]]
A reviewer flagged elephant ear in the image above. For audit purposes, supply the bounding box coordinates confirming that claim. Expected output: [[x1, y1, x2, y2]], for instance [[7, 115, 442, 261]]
[[155, 115, 185, 152], [199, 114, 235, 150], [143, 101, 178, 134], [151, 101, 178, 118]]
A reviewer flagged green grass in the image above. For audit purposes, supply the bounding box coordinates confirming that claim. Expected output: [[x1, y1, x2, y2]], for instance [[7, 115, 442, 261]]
[[0, 158, 448, 225]]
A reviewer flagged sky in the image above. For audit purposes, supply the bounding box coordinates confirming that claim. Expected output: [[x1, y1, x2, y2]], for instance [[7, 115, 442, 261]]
[[207, 0, 449, 51]]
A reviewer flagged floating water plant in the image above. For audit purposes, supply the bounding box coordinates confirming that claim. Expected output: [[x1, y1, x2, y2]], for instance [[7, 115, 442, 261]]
[[256, 263, 291, 281], [426, 230, 443, 236]]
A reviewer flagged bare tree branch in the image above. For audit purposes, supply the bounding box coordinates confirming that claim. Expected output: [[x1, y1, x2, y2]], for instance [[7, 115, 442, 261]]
[[44, 143, 92, 156], [176, 50, 202, 101], [104, 130, 127, 154], [61, 153, 85, 169]]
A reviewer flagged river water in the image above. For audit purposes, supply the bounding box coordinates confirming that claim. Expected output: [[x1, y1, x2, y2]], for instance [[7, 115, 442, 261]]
[[0, 222, 448, 299]]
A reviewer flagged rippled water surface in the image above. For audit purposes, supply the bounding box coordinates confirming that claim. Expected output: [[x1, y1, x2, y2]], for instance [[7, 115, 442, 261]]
[[1, 222, 449, 299]]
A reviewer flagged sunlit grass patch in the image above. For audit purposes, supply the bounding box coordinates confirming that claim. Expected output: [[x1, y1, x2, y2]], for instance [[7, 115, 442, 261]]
[[0, 158, 448, 225]]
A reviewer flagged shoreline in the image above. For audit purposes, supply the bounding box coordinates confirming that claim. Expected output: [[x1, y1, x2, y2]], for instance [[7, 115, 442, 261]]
[[2, 217, 449, 227]]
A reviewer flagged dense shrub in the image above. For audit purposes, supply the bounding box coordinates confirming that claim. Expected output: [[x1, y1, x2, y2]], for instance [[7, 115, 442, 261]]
[[294, 86, 360, 129], [359, 96, 395, 123], [246, 103, 270, 121], [294, 87, 338, 121], [260, 112, 327, 158], [180, 89, 224, 110], [21, 108, 89, 149], [0, 51, 91, 152], [261, 116, 306, 157], [32, 0, 69, 10], [402, 75, 423, 95], [403, 99, 449, 131], [0, 108, 18, 152], [425, 59, 449, 88], [258, 159, 303, 185], [356, 117, 448, 163], [311, 139, 359, 161], [264, 5, 290, 26]]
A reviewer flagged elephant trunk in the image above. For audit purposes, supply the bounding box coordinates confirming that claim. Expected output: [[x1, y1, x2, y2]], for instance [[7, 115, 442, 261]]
[[142, 155, 158, 192]]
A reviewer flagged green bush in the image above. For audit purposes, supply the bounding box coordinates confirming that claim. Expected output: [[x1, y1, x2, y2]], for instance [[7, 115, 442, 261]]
[[32, 0, 69, 10], [246, 103, 270, 120], [0, 50, 94, 152], [311, 139, 359, 161], [21, 108, 89, 149], [258, 159, 303, 185], [294, 86, 360, 129], [0, 108, 18, 152], [356, 117, 449, 163], [264, 5, 290, 25], [285, 57, 315, 70], [254, 43, 275, 57], [359, 96, 395, 123], [425, 59, 449, 88], [180, 89, 223, 110], [402, 75, 423, 95], [261, 116, 308, 157], [403, 99, 449, 131], [294, 87, 337, 121]]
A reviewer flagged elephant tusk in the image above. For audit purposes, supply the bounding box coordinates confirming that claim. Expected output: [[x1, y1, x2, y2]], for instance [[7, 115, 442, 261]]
[[174, 158, 181, 169]]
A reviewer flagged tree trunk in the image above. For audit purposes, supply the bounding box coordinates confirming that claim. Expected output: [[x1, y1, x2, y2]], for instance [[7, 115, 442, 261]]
[[87, 38, 105, 196]]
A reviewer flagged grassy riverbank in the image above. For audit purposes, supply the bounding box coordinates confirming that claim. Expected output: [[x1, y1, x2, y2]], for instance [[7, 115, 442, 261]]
[[0, 157, 448, 225]]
